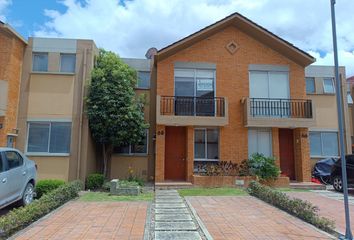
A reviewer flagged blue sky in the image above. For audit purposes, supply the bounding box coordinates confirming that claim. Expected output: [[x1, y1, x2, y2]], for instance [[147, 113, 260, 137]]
[[1, 0, 354, 76]]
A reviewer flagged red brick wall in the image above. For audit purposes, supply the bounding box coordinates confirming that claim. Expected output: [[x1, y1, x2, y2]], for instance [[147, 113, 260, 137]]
[[0, 31, 25, 147], [156, 26, 309, 181]]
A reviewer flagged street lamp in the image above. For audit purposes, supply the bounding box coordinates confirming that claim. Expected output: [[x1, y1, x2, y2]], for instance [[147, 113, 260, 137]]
[[330, 0, 353, 239]]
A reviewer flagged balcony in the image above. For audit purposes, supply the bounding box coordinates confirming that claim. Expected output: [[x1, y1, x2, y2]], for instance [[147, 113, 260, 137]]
[[243, 97, 315, 128], [157, 95, 228, 126]]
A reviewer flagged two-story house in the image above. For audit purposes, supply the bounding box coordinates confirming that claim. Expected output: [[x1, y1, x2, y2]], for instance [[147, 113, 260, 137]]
[[16, 37, 99, 181], [305, 66, 352, 168], [0, 21, 27, 148], [152, 13, 317, 183]]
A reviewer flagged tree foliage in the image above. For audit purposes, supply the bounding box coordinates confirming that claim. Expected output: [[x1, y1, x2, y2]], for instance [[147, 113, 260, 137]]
[[86, 49, 148, 177]]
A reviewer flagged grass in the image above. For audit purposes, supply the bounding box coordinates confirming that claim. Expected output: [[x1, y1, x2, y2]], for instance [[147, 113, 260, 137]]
[[79, 192, 153, 202], [178, 187, 247, 197]]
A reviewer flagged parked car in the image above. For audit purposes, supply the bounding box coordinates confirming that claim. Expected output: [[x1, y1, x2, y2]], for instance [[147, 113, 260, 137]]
[[331, 154, 354, 192], [312, 157, 337, 185], [0, 148, 37, 209]]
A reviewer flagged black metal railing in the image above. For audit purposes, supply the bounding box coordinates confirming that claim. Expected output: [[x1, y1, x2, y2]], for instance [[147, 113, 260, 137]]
[[160, 96, 225, 117], [249, 98, 313, 118]]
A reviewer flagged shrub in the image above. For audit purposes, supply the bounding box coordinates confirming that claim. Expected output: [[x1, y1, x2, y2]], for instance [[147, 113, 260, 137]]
[[35, 179, 66, 198], [86, 173, 105, 190], [127, 166, 145, 186], [196, 161, 239, 176], [248, 153, 280, 180], [0, 180, 83, 239], [247, 181, 335, 233]]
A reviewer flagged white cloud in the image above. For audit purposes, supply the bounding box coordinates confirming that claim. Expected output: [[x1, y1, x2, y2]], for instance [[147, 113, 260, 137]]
[[34, 0, 354, 76], [0, 0, 11, 22]]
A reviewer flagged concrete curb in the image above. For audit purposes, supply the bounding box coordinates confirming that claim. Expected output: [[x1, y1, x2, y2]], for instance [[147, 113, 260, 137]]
[[185, 197, 213, 240], [8, 199, 77, 240], [143, 202, 152, 240]]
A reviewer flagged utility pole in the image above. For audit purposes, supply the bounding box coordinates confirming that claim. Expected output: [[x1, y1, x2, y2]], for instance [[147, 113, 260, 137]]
[[330, 0, 353, 239]]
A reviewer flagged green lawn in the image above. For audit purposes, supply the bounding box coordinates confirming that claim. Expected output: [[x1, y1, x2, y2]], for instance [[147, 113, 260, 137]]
[[277, 188, 309, 192], [79, 192, 153, 202], [178, 187, 247, 197]]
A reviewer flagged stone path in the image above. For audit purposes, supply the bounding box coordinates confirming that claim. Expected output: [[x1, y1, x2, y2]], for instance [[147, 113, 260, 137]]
[[154, 190, 203, 240]]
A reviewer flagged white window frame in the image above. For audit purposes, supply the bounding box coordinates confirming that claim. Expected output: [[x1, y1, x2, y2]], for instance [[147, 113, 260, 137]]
[[194, 128, 219, 162], [323, 78, 335, 94], [309, 130, 339, 158], [25, 120, 72, 156], [115, 129, 149, 156]]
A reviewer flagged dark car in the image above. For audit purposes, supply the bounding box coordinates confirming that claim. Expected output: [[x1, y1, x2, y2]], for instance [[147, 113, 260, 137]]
[[331, 154, 354, 192]]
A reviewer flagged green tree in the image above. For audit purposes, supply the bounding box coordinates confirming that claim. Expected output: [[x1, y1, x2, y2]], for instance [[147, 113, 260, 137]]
[[86, 49, 148, 177]]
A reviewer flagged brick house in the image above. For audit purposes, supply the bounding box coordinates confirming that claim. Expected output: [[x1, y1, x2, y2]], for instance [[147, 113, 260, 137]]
[[0, 21, 27, 148], [152, 13, 317, 183]]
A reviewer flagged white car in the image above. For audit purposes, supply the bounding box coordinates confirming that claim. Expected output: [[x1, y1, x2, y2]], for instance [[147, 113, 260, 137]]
[[0, 148, 37, 209]]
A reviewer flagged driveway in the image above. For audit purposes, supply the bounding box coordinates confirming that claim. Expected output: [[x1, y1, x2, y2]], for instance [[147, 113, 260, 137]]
[[12, 201, 148, 240], [287, 190, 354, 236], [187, 196, 333, 240]]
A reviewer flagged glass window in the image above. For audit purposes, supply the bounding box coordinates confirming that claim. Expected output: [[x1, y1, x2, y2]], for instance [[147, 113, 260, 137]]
[[306, 77, 315, 94], [309, 131, 338, 156], [27, 122, 71, 154], [0, 154, 3, 173], [194, 128, 219, 160], [248, 128, 272, 157], [32, 53, 48, 72], [27, 123, 50, 152], [5, 151, 23, 170], [137, 71, 150, 89], [60, 54, 76, 73], [114, 130, 148, 154], [323, 78, 335, 94], [49, 122, 72, 153]]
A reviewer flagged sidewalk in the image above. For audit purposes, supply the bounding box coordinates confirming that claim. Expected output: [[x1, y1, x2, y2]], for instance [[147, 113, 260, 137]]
[[188, 196, 333, 240]]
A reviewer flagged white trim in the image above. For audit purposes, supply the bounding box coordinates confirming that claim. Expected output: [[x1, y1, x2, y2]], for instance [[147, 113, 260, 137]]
[[27, 118, 72, 122], [309, 128, 338, 132], [323, 77, 336, 94], [25, 153, 70, 157]]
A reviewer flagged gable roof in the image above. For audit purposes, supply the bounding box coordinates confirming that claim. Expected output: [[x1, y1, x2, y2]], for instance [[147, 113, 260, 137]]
[[156, 12, 315, 66], [0, 21, 27, 44]]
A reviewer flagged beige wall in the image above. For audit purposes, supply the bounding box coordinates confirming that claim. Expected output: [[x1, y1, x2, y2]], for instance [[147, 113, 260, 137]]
[[309, 95, 338, 129], [27, 74, 74, 119], [31, 156, 69, 180], [110, 155, 148, 180]]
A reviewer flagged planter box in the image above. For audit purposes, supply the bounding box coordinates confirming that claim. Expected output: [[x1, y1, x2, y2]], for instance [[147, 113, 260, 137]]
[[110, 179, 141, 196], [261, 176, 290, 188], [192, 175, 256, 188]]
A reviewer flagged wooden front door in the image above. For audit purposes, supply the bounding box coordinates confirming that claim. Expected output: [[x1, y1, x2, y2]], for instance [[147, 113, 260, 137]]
[[165, 126, 186, 181], [279, 129, 295, 180]]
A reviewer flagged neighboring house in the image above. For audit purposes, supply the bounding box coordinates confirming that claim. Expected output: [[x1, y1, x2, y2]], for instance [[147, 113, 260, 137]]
[[347, 75, 354, 152], [15, 37, 99, 181], [152, 13, 317, 183], [0, 21, 27, 148], [305, 66, 352, 168], [110, 57, 155, 181]]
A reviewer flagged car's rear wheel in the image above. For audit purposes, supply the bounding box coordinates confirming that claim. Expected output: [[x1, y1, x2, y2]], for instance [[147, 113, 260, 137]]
[[333, 176, 343, 192], [21, 183, 34, 206]]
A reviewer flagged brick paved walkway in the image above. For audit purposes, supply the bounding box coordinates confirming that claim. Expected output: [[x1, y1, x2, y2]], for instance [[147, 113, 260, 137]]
[[13, 201, 148, 240], [188, 196, 333, 240], [287, 191, 354, 235]]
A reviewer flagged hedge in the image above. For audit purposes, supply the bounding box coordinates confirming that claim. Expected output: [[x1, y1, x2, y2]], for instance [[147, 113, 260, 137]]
[[35, 179, 66, 199], [0, 180, 83, 239], [247, 181, 335, 233], [86, 173, 105, 190]]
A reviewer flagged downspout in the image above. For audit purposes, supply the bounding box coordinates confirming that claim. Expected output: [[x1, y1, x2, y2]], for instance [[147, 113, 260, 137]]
[[77, 48, 87, 180]]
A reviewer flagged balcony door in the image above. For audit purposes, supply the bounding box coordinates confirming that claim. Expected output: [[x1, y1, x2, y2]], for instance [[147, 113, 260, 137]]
[[174, 68, 215, 116], [249, 71, 290, 117]]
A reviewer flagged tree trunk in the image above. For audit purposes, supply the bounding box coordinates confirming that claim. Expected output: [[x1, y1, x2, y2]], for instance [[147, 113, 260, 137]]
[[102, 143, 113, 178]]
